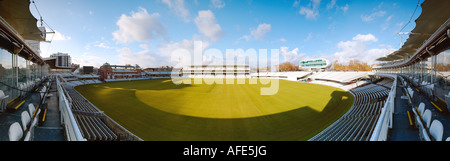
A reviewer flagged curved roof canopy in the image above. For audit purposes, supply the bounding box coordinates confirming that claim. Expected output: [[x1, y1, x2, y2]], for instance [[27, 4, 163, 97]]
[[0, 0, 45, 41], [376, 0, 450, 62]]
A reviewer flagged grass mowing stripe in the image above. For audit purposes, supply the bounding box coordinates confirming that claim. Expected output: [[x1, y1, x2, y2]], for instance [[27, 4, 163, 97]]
[[76, 78, 353, 141]]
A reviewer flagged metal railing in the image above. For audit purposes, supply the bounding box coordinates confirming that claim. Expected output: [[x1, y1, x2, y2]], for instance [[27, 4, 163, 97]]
[[370, 73, 397, 141], [55, 75, 86, 141]]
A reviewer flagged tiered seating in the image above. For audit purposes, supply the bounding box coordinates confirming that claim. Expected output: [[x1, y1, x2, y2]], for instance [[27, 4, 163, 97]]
[[417, 81, 434, 98], [310, 84, 390, 141], [311, 72, 369, 83], [66, 87, 101, 114], [75, 115, 118, 141], [64, 86, 119, 141], [412, 101, 447, 141], [376, 79, 393, 88], [399, 74, 450, 141], [250, 72, 311, 81], [7, 103, 41, 141]]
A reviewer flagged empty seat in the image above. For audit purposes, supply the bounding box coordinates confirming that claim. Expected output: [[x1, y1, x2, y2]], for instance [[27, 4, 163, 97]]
[[421, 127, 431, 141], [429, 120, 443, 141], [0, 90, 9, 112], [422, 109, 432, 128], [21, 111, 31, 131], [29, 104, 36, 117], [418, 102, 425, 115], [9, 122, 23, 141]]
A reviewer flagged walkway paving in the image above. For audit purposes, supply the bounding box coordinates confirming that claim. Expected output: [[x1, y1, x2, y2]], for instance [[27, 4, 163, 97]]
[[388, 80, 420, 141], [33, 80, 65, 141], [389, 76, 450, 141]]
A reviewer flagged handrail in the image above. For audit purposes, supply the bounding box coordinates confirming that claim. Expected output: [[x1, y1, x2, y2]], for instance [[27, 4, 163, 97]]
[[56, 75, 86, 141], [370, 73, 397, 141]]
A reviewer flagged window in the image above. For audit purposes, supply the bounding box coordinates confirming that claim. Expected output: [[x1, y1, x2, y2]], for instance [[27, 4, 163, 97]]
[[0, 48, 15, 102]]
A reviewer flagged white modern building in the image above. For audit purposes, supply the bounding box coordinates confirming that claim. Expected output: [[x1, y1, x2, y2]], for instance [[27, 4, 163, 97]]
[[299, 58, 331, 70], [183, 65, 250, 78], [50, 52, 71, 68]]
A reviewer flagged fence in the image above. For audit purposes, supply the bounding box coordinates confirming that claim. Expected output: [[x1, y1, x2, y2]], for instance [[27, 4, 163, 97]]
[[55, 75, 86, 141], [369, 73, 397, 141]]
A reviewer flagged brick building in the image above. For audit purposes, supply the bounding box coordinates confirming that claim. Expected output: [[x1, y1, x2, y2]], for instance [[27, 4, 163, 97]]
[[98, 63, 142, 81]]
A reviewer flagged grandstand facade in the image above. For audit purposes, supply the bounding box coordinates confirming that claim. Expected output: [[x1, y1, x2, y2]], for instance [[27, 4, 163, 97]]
[[98, 63, 143, 81], [368, 0, 450, 141], [183, 65, 250, 78], [0, 0, 52, 141]]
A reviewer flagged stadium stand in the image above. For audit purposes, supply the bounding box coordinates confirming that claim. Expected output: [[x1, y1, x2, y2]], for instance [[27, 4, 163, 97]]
[[63, 85, 118, 140], [0, 75, 54, 141], [251, 72, 311, 81], [310, 72, 370, 83], [310, 78, 392, 141], [2, 0, 448, 142], [59, 75, 141, 141]]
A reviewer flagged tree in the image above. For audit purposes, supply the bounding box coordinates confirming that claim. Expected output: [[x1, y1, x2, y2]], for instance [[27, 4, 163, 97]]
[[331, 59, 373, 71], [278, 62, 299, 71]]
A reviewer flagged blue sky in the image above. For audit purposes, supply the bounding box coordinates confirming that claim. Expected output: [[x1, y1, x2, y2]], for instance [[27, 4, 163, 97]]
[[31, 0, 422, 68]]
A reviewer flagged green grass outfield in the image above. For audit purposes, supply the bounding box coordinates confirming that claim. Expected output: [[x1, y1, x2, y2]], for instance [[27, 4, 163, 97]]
[[75, 78, 354, 141]]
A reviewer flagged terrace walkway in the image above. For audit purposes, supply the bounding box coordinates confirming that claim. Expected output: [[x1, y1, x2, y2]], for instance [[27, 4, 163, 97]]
[[389, 75, 450, 141], [0, 79, 64, 141], [33, 80, 65, 141], [387, 80, 420, 141]]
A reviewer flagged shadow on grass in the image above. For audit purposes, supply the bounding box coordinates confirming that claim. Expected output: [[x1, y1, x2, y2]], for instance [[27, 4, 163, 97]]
[[78, 84, 354, 141]]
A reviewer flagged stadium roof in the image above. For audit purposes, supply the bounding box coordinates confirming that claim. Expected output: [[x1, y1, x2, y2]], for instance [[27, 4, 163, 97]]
[[376, 0, 450, 62], [0, 0, 46, 65], [0, 0, 45, 41]]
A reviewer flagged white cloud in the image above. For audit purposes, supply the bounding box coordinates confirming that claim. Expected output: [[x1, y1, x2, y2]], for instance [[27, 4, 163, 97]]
[[159, 38, 215, 67], [116, 37, 213, 68], [340, 4, 349, 13], [162, 0, 190, 22], [237, 23, 271, 42], [112, 7, 167, 44], [52, 30, 71, 41], [381, 15, 393, 31], [352, 33, 378, 42], [280, 46, 306, 63], [292, 0, 300, 7], [299, 0, 321, 20], [95, 42, 112, 49], [117, 49, 155, 67], [300, 7, 319, 20], [385, 15, 393, 21], [194, 10, 224, 42], [238, 35, 251, 42], [250, 23, 271, 40], [332, 34, 395, 64], [304, 33, 313, 42], [211, 0, 225, 8], [72, 53, 106, 68], [278, 38, 287, 42], [361, 10, 386, 22], [326, 0, 336, 10]]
